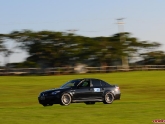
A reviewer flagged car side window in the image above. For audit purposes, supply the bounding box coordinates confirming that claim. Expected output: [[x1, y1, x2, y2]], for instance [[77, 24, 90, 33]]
[[101, 81, 107, 86], [91, 79, 101, 87], [79, 81, 90, 87]]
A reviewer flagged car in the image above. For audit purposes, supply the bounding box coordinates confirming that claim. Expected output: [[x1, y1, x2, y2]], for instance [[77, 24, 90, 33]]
[[38, 78, 121, 106]]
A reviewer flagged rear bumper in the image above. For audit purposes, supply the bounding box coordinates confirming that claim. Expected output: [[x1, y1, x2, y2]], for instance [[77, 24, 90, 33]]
[[114, 93, 121, 100]]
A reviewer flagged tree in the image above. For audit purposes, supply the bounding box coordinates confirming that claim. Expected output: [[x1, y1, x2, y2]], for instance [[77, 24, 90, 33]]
[[0, 35, 8, 66], [140, 51, 165, 65], [89, 33, 160, 66], [0, 35, 5, 52], [4, 30, 161, 67], [7, 30, 86, 67], [0, 33, 20, 67]]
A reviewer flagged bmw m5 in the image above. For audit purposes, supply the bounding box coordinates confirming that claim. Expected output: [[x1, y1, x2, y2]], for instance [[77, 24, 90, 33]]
[[38, 78, 121, 106]]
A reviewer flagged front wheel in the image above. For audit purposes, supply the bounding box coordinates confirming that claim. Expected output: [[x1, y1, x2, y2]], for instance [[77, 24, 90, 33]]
[[60, 93, 72, 106], [103, 92, 114, 104]]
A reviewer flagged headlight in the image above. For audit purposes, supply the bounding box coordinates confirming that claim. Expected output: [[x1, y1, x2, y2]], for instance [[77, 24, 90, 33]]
[[39, 93, 44, 96], [51, 91, 60, 95]]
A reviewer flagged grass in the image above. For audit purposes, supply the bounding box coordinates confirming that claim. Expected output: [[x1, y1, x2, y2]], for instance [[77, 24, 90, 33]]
[[0, 71, 165, 124]]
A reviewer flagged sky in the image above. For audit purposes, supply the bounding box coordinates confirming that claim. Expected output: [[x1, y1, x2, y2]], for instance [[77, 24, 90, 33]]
[[0, 0, 165, 65]]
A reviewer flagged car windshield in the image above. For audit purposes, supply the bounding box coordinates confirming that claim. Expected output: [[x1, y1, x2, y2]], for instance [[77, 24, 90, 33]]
[[60, 79, 82, 88]]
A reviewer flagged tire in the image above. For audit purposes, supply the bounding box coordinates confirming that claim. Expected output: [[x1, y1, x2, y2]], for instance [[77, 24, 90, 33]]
[[60, 93, 72, 106], [85, 102, 95, 105], [103, 92, 114, 104]]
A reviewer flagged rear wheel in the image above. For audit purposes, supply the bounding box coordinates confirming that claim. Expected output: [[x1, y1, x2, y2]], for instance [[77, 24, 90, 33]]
[[85, 101, 95, 105], [60, 93, 72, 106], [103, 92, 114, 104]]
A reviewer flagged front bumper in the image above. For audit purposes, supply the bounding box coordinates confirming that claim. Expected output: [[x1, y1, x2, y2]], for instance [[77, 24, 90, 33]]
[[38, 95, 60, 104]]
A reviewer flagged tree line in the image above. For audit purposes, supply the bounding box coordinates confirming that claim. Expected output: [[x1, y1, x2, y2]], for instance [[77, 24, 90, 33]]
[[0, 30, 164, 68]]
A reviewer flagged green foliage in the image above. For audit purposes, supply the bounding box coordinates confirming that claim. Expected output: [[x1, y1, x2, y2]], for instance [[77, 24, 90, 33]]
[[0, 37, 6, 52], [14, 61, 39, 68], [1, 30, 161, 67], [0, 71, 165, 124], [140, 51, 165, 64]]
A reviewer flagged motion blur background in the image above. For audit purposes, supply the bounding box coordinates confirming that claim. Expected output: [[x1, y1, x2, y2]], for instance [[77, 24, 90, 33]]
[[0, 1, 165, 124], [0, 0, 165, 74]]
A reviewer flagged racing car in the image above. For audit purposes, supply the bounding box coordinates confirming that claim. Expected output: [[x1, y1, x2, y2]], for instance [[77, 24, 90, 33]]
[[38, 78, 121, 106]]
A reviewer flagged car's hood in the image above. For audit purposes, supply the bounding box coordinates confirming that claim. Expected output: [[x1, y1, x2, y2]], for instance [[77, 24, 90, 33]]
[[43, 87, 71, 93]]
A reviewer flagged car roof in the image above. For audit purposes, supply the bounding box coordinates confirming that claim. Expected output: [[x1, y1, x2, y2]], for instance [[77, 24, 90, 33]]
[[71, 78, 106, 82], [83, 78, 102, 80]]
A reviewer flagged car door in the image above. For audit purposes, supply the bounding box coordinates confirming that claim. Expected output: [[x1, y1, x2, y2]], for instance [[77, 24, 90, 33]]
[[91, 79, 104, 99], [73, 79, 93, 100]]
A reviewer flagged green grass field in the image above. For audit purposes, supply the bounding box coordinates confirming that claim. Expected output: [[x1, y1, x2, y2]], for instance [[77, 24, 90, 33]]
[[0, 71, 165, 124]]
